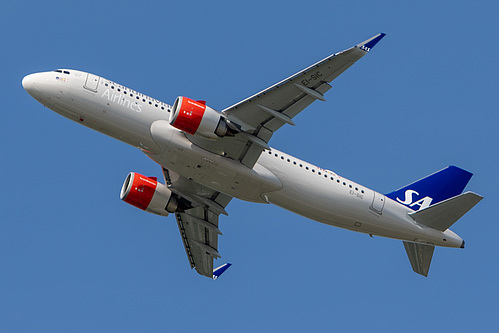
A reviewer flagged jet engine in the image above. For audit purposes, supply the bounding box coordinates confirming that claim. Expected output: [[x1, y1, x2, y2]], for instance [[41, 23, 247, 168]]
[[169, 96, 238, 139], [120, 172, 178, 216]]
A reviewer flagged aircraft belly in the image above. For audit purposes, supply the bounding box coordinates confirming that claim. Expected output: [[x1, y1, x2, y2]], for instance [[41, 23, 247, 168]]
[[149, 122, 282, 202], [264, 183, 364, 229]]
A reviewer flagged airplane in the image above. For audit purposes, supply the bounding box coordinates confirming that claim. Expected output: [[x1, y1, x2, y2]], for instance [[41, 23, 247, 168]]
[[22, 33, 482, 279]]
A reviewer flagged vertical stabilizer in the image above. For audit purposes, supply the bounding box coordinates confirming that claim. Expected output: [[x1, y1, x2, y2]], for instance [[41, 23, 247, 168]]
[[386, 166, 473, 211]]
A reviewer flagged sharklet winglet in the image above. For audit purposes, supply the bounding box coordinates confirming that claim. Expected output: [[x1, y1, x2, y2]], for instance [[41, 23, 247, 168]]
[[213, 263, 232, 280], [356, 33, 386, 52]]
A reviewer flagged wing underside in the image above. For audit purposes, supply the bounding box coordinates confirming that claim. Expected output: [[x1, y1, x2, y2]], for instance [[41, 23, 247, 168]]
[[163, 167, 232, 278]]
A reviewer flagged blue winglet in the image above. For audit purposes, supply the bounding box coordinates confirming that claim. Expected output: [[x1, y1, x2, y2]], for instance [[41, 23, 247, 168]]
[[357, 33, 386, 52], [213, 263, 232, 280]]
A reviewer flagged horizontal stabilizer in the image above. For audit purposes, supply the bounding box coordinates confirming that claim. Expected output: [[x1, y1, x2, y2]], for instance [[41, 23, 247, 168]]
[[213, 263, 232, 280], [403, 241, 435, 277], [408, 192, 483, 231]]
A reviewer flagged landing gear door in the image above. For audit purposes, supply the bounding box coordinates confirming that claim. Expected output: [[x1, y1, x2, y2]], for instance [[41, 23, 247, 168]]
[[84, 73, 100, 92], [370, 191, 385, 214]]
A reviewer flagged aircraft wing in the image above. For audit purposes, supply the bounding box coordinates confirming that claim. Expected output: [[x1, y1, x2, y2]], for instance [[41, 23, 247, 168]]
[[162, 167, 232, 278], [186, 33, 385, 168]]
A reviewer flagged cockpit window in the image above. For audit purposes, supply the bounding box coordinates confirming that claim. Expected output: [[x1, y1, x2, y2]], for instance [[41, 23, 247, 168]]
[[54, 70, 63, 73], [63, 70, 70, 74]]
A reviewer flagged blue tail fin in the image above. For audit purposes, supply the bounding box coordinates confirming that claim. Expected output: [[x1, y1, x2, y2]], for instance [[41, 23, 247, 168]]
[[386, 166, 473, 211]]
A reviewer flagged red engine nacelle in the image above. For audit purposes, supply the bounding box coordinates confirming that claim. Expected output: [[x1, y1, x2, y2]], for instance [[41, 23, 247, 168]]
[[120, 172, 178, 216], [169, 96, 236, 139]]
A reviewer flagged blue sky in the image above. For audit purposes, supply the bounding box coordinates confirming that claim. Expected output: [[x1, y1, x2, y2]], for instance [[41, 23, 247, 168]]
[[2, 0, 498, 331]]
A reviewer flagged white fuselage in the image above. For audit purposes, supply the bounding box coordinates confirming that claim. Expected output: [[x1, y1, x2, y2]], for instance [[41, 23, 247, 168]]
[[22, 69, 464, 248]]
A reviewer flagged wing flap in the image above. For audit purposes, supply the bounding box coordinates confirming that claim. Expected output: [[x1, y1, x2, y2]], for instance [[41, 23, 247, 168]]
[[163, 167, 232, 278], [176, 206, 222, 277], [408, 192, 483, 231], [403, 241, 435, 277]]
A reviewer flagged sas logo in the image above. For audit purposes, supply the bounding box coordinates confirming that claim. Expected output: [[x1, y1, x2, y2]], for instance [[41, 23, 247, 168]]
[[396, 190, 433, 210], [359, 45, 371, 52]]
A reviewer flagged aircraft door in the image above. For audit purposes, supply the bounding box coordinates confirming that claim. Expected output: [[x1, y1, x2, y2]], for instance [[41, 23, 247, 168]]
[[370, 191, 385, 214], [84, 73, 100, 92]]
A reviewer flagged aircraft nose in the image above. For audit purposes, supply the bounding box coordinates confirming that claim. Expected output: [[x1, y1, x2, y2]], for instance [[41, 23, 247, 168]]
[[22, 74, 37, 95], [22, 72, 56, 106]]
